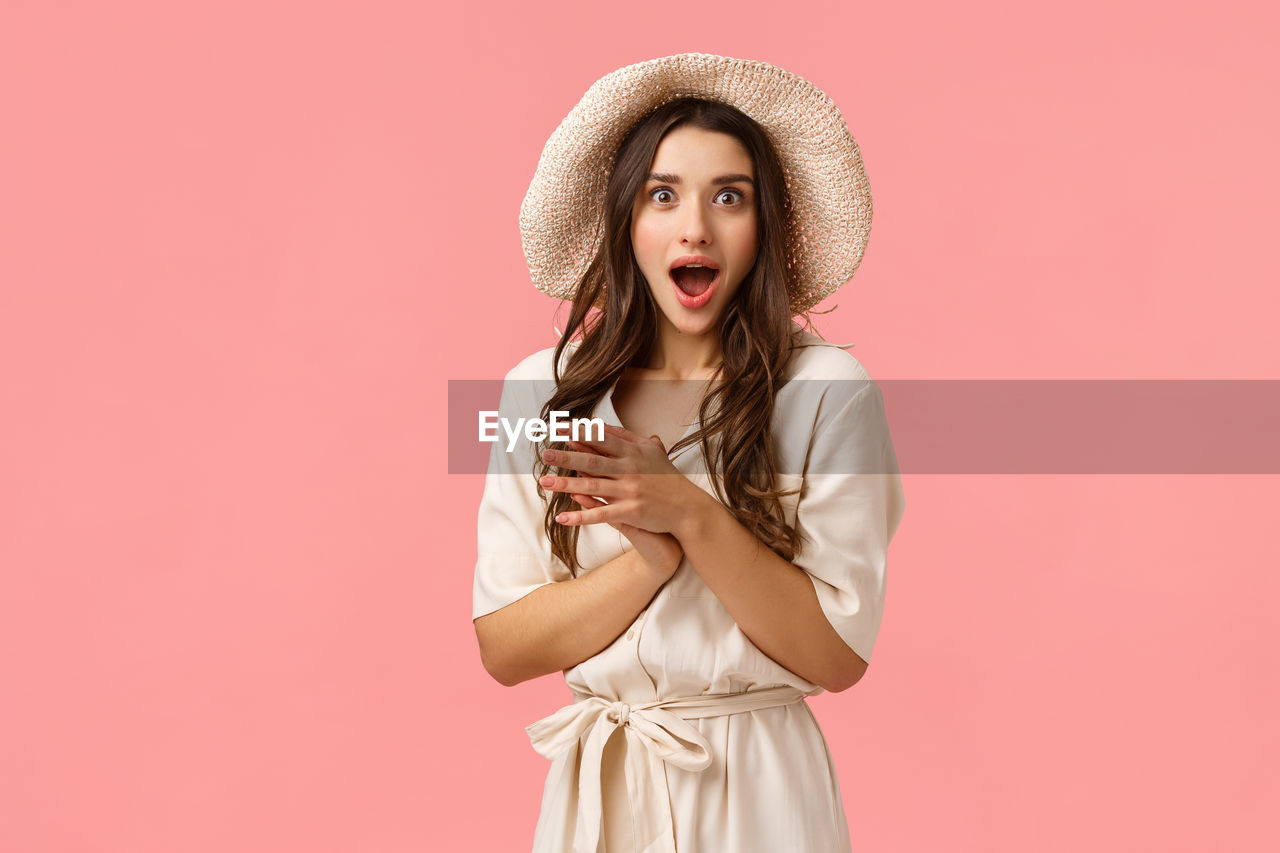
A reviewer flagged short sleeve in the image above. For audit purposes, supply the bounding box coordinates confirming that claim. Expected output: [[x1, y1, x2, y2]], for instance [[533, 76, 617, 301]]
[[791, 380, 906, 665], [472, 362, 571, 621]]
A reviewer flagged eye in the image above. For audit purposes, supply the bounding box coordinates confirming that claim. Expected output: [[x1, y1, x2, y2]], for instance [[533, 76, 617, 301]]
[[648, 187, 674, 204], [716, 189, 746, 206]]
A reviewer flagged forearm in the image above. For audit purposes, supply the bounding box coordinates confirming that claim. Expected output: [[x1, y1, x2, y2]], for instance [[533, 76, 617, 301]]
[[474, 548, 666, 686], [674, 487, 867, 692]]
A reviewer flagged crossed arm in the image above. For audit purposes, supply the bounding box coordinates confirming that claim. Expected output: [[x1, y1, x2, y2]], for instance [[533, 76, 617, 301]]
[[474, 424, 867, 692]]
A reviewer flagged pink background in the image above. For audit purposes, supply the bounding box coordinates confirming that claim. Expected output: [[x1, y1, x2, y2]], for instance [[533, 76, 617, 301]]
[[3, 1, 1277, 850]]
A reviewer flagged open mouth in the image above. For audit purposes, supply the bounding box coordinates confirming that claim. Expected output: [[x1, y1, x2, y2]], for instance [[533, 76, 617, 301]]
[[669, 263, 720, 308]]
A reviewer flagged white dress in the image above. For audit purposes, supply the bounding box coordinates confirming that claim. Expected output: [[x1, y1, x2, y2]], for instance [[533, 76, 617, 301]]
[[473, 325, 906, 853]]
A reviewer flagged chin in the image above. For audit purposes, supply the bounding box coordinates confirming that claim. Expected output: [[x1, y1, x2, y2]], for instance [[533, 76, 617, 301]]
[[670, 317, 721, 338]]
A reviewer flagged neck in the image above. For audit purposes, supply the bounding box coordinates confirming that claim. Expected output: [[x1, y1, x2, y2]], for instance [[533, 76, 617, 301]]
[[638, 318, 723, 379]]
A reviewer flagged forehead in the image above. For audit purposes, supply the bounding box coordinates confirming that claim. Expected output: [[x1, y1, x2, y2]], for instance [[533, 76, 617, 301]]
[[648, 126, 754, 177]]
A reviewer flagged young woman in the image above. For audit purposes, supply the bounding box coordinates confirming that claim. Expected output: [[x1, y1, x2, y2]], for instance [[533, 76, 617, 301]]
[[473, 54, 906, 853]]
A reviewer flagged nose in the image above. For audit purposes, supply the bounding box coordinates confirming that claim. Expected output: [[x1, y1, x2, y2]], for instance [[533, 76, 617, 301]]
[[679, 201, 712, 246]]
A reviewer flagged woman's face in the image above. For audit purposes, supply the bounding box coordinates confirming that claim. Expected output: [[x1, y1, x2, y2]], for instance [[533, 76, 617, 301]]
[[630, 125, 759, 342]]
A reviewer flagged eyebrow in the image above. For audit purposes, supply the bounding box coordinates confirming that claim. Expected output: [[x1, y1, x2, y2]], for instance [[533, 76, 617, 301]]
[[647, 172, 755, 186]]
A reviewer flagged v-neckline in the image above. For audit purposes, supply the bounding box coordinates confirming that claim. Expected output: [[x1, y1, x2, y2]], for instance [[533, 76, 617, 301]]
[[595, 375, 705, 457]]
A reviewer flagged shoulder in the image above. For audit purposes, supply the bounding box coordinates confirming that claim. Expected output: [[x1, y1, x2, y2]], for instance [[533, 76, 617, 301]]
[[778, 326, 882, 428], [493, 346, 566, 419], [502, 344, 567, 383], [497, 342, 596, 415], [785, 325, 874, 384]]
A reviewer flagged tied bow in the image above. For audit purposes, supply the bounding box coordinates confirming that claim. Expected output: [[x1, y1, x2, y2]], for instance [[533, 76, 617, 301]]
[[524, 686, 807, 853]]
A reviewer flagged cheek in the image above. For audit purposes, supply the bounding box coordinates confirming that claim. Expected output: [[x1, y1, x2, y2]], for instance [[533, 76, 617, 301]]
[[630, 214, 664, 260], [630, 218, 666, 291], [731, 217, 760, 265]]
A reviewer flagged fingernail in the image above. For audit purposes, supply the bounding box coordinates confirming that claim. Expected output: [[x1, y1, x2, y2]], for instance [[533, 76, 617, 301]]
[[540, 476, 554, 486]]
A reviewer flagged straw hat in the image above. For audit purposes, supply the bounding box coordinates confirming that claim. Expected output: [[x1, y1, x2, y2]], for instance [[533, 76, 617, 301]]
[[519, 53, 873, 316]]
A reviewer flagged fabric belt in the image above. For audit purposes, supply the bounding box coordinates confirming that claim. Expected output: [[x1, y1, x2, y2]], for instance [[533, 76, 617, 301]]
[[525, 685, 807, 853]]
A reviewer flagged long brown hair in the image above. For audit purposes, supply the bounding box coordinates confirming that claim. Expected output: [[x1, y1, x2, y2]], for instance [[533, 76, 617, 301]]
[[535, 97, 813, 576]]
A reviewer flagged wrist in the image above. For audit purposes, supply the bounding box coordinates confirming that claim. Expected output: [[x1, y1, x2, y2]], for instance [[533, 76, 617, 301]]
[[672, 480, 714, 543], [627, 546, 677, 587]]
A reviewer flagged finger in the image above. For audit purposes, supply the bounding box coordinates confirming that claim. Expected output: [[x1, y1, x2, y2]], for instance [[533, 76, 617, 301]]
[[541, 446, 615, 476], [540, 474, 624, 498], [600, 422, 648, 444], [609, 424, 675, 459], [567, 438, 615, 458], [554, 504, 616, 526], [572, 494, 625, 532], [600, 423, 673, 462], [570, 426, 632, 457]]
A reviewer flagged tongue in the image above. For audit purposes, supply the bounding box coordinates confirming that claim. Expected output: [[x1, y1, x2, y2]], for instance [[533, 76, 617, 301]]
[[672, 266, 716, 296]]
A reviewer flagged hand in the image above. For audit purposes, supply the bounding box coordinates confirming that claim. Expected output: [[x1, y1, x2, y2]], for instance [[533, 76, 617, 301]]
[[547, 431, 686, 582], [566, 492, 683, 583], [539, 423, 705, 540]]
